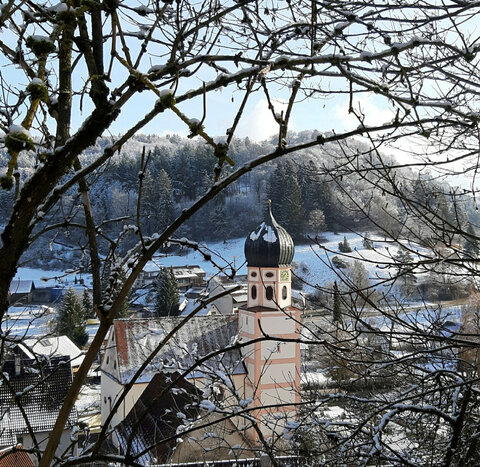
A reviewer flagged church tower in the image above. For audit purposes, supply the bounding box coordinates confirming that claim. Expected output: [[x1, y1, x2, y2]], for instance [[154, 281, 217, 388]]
[[238, 202, 301, 441]]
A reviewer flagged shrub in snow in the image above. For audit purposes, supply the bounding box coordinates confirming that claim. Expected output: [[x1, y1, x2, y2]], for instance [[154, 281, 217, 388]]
[[338, 236, 352, 253]]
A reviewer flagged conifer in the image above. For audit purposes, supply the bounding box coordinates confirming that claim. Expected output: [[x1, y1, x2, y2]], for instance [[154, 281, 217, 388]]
[[154, 267, 180, 316]]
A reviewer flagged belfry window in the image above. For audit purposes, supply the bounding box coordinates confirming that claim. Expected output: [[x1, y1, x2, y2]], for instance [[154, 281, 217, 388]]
[[251, 285, 257, 300], [266, 286, 274, 301], [282, 286, 288, 300]]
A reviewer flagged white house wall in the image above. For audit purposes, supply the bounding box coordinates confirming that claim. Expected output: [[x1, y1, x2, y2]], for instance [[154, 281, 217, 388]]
[[101, 371, 149, 447], [19, 429, 75, 459]]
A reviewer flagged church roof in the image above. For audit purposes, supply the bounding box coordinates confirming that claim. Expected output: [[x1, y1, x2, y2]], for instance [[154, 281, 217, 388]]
[[106, 316, 245, 385], [244, 203, 294, 267]]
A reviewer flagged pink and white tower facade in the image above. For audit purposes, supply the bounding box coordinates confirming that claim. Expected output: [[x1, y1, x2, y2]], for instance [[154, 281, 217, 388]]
[[239, 202, 301, 441]]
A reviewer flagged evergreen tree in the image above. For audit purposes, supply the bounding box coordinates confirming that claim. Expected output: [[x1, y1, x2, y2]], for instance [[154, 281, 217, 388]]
[[209, 196, 228, 240], [141, 169, 175, 236], [394, 247, 417, 297], [56, 287, 88, 348], [101, 259, 130, 318], [308, 209, 325, 234], [156, 169, 175, 233], [338, 236, 352, 253], [282, 164, 306, 240], [363, 235, 374, 250], [82, 288, 94, 319], [267, 160, 305, 240], [465, 224, 479, 258], [266, 163, 287, 213], [154, 267, 180, 317]]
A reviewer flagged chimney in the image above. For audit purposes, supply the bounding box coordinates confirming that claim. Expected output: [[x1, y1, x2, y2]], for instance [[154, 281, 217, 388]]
[[14, 353, 21, 376]]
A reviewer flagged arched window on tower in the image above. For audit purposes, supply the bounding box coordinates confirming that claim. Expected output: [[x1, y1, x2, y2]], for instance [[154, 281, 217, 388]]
[[266, 286, 274, 301], [282, 286, 288, 300], [251, 285, 257, 300]]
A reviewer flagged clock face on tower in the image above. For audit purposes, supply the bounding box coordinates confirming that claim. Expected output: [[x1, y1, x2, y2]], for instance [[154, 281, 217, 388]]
[[280, 270, 289, 281]]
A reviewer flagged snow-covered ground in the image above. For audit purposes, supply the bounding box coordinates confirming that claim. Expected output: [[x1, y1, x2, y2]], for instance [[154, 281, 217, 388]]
[[144, 232, 415, 291], [14, 267, 92, 289], [13, 231, 423, 292]]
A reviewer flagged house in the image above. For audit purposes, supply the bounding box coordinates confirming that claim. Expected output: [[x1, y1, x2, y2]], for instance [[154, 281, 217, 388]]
[[16, 336, 85, 373], [0, 356, 78, 458], [8, 280, 35, 305], [171, 265, 207, 292], [135, 263, 206, 291], [206, 275, 248, 315], [115, 372, 251, 464], [101, 202, 301, 453], [101, 315, 246, 446]]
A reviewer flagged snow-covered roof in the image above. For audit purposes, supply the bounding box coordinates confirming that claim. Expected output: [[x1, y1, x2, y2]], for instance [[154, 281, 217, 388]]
[[232, 293, 248, 303], [8, 280, 34, 295], [116, 372, 201, 464], [0, 356, 77, 443], [141, 262, 206, 276], [22, 336, 85, 368], [106, 316, 245, 385]]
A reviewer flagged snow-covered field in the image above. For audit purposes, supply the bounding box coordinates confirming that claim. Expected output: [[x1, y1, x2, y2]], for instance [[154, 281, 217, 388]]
[[147, 232, 408, 285], [13, 231, 422, 292], [13, 267, 92, 289]]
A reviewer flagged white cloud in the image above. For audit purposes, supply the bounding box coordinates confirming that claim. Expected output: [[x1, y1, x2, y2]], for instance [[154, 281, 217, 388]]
[[236, 98, 292, 141], [333, 94, 394, 130]]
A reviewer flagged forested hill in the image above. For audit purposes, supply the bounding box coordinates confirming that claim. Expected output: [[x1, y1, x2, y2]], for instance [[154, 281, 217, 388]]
[[0, 131, 477, 269]]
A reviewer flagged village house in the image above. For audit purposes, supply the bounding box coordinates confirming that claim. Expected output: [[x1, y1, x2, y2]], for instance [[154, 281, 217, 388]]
[[101, 204, 301, 459], [0, 356, 78, 458], [100, 315, 245, 446], [115, 372, 251, 464], [206, 275, 248, 315], [14, 335, 85, 374], [135, 263, 206, 291], [8, 280, 35, 305]]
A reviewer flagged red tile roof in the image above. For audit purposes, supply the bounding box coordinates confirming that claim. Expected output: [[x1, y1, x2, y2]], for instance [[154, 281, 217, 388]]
[[0, 446, 35, 467]]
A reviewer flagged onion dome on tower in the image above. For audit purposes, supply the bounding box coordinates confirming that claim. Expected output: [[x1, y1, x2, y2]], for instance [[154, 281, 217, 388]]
[[244, 201, 295, 267]]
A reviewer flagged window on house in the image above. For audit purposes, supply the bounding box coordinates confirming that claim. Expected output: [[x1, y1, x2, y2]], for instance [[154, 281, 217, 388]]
[[251, 285, 257, 300], [106, 356, 109, 365], [266, 286, 274, 301]]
